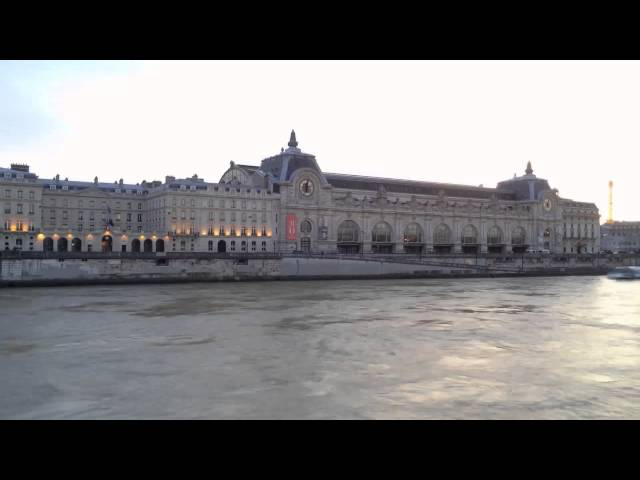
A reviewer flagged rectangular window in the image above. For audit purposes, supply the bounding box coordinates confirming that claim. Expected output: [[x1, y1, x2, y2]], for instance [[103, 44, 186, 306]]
[[126, 213, 131, 222], [137, 214, 142, 222], [230, 241, 236, 252], [138, 203, 142, 210], [17, 190, 23, 199], [261, 241, 266, 252], [29, 191, 34, 200], [29, 204, 34, 215], [3, 203, 10, 214], [251, 241, 256, 251]]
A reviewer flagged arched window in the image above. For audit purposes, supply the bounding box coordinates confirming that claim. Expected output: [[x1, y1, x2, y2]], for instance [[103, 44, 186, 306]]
[[156, 239, 165, 252], [462, 225, 478, 244], [301, 220, 312, 234], [337, 220, 359, 243], [57, 237, 68, 252], [433, 224, 452, 245], [403, 223, 424, 244], [71, 237, 82, 252], [371, 222, 392, 243], [131, 238, 141, 253], [487, 226, 503, 245], [511, 227, 526, 245], [143, 239, 153, 252], [43, 237, 54, 252]]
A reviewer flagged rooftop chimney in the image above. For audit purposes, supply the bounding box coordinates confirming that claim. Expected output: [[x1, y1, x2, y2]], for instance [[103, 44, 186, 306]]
[[10, 163, 29, 172]]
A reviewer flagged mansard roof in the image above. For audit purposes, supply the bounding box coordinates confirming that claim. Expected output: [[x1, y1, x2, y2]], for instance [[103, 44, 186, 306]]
[[36, 178, 147, 194], [0, 166, 38, 180], [324, 172, 516, 200]]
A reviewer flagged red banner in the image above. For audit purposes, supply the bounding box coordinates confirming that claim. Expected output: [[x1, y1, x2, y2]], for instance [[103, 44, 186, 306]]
[[286, 214, 297, 241]]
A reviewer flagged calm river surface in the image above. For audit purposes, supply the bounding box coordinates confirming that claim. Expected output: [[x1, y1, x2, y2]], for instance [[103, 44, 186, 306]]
[[1, 276, 639, 419]]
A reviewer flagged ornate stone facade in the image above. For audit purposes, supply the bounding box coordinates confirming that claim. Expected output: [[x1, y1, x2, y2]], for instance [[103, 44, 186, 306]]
[[1, 131, 600, 254], [601, 222, 640, 253]]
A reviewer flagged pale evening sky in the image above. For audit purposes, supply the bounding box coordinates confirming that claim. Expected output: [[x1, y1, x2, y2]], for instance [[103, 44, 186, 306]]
[[0, 60, 638, 222]]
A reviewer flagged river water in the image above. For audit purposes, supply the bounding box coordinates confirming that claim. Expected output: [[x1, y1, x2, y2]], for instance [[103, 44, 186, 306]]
[[1, 276, 639, 419]]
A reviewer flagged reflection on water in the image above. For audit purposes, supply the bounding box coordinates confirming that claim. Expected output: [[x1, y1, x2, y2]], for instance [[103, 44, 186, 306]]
[[1, 276, 639, 419]]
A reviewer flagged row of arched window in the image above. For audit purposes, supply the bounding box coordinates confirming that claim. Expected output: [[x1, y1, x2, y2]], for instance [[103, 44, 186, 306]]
[[336, 221, 527, 246], [42, 236, 166, 253]]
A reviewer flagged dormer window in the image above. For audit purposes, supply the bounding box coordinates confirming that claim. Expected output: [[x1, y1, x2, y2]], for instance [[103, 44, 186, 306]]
[[62, 185, 69, 190], [180, 185, 186, 190], [190, 185, 196, 191], [49, 185, 56, 190], [115, 188, 121, 193]]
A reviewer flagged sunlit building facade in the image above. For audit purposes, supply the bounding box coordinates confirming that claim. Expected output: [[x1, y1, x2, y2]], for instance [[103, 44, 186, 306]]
[[600, 221, 640, 253], [1, 131, 600, 254]]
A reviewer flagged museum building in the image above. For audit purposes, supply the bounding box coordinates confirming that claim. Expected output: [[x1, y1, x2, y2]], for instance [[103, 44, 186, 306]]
[[1, 131, 600, 255]]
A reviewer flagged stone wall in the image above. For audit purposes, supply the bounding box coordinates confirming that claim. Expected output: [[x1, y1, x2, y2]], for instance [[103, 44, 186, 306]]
[[0, 256, 280, 286], [2, 253, 637, 287]]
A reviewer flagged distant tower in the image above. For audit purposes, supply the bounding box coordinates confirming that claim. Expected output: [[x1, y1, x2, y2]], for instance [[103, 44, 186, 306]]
[[607, 180, 614, 224]]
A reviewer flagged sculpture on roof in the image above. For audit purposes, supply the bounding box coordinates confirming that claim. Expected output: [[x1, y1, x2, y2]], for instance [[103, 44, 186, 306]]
[[288, 130, 298, 148], [525, 161, 533, 175]]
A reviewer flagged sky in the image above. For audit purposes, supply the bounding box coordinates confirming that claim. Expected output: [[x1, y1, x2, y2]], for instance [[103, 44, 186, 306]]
[[0, 60, 638, 222]]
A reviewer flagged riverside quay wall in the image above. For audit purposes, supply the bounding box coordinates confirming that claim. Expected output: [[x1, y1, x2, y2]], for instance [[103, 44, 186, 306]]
[[1, 252, 639, 287]]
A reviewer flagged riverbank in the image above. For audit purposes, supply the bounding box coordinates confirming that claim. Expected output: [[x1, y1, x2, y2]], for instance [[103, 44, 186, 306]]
[[1, 252, 630, 287]]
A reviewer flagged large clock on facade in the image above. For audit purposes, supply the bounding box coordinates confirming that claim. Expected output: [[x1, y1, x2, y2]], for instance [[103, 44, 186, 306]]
[[299, 178, 314, 196], [543, 198, 552, 211]]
